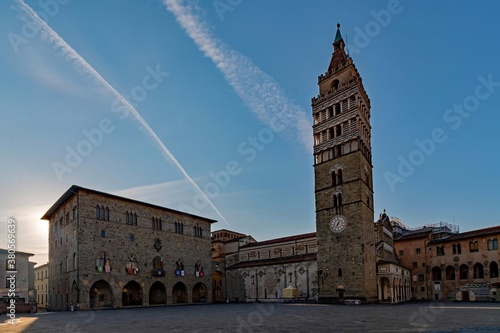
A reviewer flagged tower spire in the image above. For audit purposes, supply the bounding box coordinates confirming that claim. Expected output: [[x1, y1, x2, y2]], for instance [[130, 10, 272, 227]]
[[333, 23, 343, 45], [333, 23, 345, 52], [327, 23, 348, 74]]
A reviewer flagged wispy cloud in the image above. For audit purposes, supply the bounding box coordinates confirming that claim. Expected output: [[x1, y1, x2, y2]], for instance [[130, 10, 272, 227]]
[[17, 0, 229, 225], [19, 50, 86, 97], [114, 180, 197, 209], [162, 0, 313, 152]]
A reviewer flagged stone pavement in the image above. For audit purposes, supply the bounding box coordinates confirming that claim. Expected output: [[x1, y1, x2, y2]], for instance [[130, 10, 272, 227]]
[[1, 302, 500, 333]]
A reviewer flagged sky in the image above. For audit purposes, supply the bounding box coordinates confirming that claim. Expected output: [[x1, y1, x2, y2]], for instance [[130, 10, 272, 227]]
[[1, 0, 500, 266]]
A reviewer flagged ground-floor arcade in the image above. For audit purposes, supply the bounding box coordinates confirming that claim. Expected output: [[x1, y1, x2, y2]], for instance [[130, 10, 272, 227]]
[[51, 278, 210, 310]]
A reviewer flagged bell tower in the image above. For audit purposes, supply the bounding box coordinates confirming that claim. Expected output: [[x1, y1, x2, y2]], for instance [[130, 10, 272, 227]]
[[312, 24, 377, 303]]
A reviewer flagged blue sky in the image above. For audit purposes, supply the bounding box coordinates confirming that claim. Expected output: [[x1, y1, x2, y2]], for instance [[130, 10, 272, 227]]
[[1, 0, 500, 266]]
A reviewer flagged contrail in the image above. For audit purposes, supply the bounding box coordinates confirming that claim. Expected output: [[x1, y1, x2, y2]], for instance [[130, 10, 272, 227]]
[[17, 0, 229, 226], [162, 0, 313, 152]]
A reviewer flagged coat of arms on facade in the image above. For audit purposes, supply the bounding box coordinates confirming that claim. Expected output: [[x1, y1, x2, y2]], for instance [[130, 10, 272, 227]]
[[154, 238, 162, 252]]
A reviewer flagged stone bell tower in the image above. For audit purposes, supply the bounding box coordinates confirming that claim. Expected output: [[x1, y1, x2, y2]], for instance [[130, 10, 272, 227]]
[[312, 24, 377, 303]]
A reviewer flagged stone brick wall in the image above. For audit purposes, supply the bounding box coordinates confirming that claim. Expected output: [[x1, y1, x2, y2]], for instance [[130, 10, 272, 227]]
[[46, 187, 214, 310], [314, 151, 377, 302]]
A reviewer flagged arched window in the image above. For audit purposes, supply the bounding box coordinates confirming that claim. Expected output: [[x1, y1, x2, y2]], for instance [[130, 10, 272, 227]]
[[473, 263, 484, 279], [334, 103, 341, 115], [332, 171, 337, 187], [469, 241, 479, 253], [453, 244, 462, 254], [100, 206, 105, 219], [490, 261, 499, 278], [96, 205, 101, 219], [133, 213, 137, 226], [104, 207, 109, 221], [332, 79, 339, 91], [488, 238, 498, 250], [445, 265, 455, 280], [337, 169, 343, 185], [338, 268, 342, 277], [459, 264, 469, 280]]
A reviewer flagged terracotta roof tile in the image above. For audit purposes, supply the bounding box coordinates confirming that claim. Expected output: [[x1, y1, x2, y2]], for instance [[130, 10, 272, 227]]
[[226, 253, 317, 269], [240, 232, 316, 249]]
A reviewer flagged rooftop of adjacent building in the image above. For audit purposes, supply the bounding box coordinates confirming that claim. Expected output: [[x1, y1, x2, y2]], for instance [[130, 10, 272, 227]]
[[211, 229, 249, 242], [428, 225, 500, 244], [0, 248, 34, 257], [226, 253, 318, 270], [239, 232, 317, 249], [34, 262, 49, 269]]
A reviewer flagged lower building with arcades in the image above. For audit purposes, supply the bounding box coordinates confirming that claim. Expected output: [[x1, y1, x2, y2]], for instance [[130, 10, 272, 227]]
[[394, 223, 500, 302], [42, 185, 215, 310]]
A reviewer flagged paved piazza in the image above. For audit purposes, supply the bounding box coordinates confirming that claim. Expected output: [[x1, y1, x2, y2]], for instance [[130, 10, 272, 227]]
[[1, 302, 500, 333]]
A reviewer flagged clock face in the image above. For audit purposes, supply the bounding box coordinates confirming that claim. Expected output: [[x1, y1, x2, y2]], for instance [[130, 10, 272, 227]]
[[330, 215, 347, 233]]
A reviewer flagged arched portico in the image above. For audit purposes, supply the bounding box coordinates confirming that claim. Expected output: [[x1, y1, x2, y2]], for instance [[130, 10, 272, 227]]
[[172, 282, 187, 304], [89, 280, 113, 309], [192, 282, 207, 303], [122, 280, 142, 306], [149, 281, 167, 305]]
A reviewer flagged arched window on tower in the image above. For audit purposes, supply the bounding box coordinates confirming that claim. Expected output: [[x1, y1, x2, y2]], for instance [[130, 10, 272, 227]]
[[327, 106, 333, 118], [337, 169, 343, 185], [334, 103, 341, 115], [332, 171, 337, 187], [335, 145, 342, 158], [336, 124, 342, 137], [333, 193, 343, 214], [332, 79, 339, 91]]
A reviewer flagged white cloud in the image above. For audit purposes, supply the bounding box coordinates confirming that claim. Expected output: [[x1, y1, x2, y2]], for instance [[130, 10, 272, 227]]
[[163, 0, 313, 152], [16, 0, 229, 225]]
